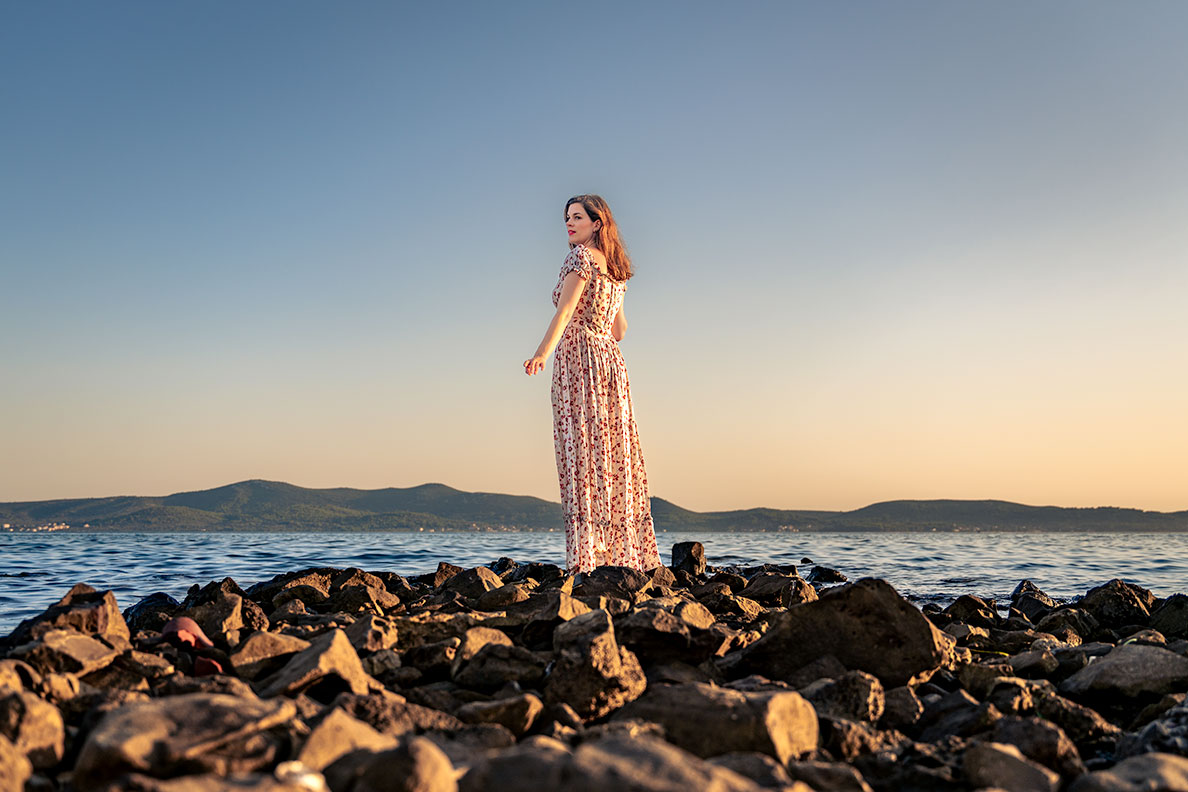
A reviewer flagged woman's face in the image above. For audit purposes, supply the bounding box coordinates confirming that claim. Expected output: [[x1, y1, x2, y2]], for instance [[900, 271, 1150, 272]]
[[565, 203, 600, 247]]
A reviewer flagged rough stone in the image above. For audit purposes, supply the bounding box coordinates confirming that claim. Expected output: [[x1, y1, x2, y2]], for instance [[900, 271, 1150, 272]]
[[613, 681, 818, 765], [456, 693, 544, 735], [964, 741, 1060, 792], [1067, 752, 1188, 792], [296, 707, 395, 772], [671, 542, 707, 576], [543, 609, 646, 721], [229, 632, 311, 681], [256, 629, 376, 701], [9, 629, 121, 676], [73, 693, 296, 790], [0, 691, 64, 770], [735, 578, 956, 687], [1061, 643, 1188, 699]]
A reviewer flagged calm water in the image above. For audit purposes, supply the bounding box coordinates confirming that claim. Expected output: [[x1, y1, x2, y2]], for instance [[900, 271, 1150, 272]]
[[1, 531, 1183, 635]]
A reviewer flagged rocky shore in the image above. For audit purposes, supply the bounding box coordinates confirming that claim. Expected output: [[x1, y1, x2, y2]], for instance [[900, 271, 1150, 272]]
[[2, 542, 1188, 791]]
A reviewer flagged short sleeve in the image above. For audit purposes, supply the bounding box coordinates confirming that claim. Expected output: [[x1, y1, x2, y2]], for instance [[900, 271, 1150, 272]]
[[559, 245, 595, 280]]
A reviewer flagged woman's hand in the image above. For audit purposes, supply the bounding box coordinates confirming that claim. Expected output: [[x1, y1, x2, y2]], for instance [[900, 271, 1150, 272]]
[[524, 354, 547, 375]]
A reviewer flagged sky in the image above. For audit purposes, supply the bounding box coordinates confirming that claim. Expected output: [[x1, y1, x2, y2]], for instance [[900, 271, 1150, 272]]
[[2, 2, 1186, 513]]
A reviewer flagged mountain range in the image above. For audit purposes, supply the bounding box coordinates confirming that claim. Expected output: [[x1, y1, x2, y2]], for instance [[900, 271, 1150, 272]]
[[2, 479, 1186, 532]]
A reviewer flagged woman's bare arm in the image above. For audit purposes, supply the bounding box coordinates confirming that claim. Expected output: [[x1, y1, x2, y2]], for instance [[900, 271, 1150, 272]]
[[612, 305, 627, 342], [524, 271, 587, 374]]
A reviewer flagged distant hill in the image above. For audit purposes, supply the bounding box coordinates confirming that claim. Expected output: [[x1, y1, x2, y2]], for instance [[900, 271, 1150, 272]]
[[1, 480, 1185, 532]]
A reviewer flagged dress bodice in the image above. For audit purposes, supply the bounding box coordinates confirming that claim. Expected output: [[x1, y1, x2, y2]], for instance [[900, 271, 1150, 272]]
[[551, 244, 626, 338]]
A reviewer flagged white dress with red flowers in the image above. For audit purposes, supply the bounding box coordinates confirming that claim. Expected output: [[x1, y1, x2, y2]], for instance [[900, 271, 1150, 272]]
[[550, 244, 662, 574]]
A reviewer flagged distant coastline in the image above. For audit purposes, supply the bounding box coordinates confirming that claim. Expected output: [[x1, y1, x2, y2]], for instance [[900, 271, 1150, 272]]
[[2, 479, 1186, 533]]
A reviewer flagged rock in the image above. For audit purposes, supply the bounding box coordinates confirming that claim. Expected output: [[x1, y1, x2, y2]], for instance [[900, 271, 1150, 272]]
[[256, 629, 376, 701], [1150, 594, 1188, 639], [706, 752, 794, 787], [2, 584, 130, 649], [734, 578, 956, 687], [186, 592, 246, 647], [402, 638, 459, 681], [613, 681, 818, 764], [1037, 608, 1099, 640], [456, 736, 572, 790], [475, 583, 532, 611], [1010, 649, 1060, 678], [324, 583, 401, 615], [1117, 703, 1188, 759], [944, 595, 1000, 627], [229, 632, 311, 681], [0, 734, 33, 792], [437, 566, 504, 600], [73, 693, 296, 790], [964, 741, 1060, 792], [785, 759, 874, 792], [567, 734, 762, 791], [573, 566, 654, 600], [807, 566, 849, 584], [1061, 643, 1188, 699], [9, 629, 121, 676], [183, 578, 269, 633], [991, 715, 1086, 780], [453, 643, 548, 691], [819, 716, 907, 760], [880, 685, 924, 732], [456, 693, 544, 735], [450, 627, 513, 675], [699, 592, 763, 622], [543, 609, 646, 721], [801, 670, 884, 723], [1033, 691, 1122, 749], [329, 736, 457, 792], [122, 593, 182, 633], [671, 542, 707, 576], [1067, 752, 1188, 792], [296, 708, 395, 772], [1077, 579, 1155, 630], [738, 573, 800, 606], [918, 689, 1001, 742], [333, 692, 463, 737], [614, 600, 721, 665], [0, 691, 64, 769]]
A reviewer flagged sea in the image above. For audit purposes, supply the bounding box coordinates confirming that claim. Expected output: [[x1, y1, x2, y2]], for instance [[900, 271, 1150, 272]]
[[1, 530, 1184, 636]]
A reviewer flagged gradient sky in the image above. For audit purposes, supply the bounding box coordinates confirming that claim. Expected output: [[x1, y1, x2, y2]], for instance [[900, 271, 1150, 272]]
[[3, 2, 1186, 512]]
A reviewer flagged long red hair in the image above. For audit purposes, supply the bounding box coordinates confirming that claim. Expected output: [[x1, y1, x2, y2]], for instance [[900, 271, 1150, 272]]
[[565, 194, 634, 282]]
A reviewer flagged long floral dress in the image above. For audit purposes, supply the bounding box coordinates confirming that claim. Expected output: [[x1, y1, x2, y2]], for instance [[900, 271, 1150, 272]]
[[551, 243, 663, 574]]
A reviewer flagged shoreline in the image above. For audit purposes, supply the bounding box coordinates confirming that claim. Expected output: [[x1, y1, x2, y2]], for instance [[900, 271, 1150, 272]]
[[2, 543, 1187, 789]]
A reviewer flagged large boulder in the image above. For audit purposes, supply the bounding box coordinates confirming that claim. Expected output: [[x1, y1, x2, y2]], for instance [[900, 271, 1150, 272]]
[[543, 609, 646, 721], [1076, 579, 1155, 630], [963, 742, 1060, 792], [613, 681, 818, 765], [614, 599, 721, 665], [459, 733, 765, 792], [229, 632, 311, 681], [0, 691, 64, 769], [8, 629, 121, 676], [73, 693, 296, 790], [672, 542, 707, 577], [1067, 752, 1188, 792], [732, 578, 955, 687], [255, 629, 376, 701], [2, 584, 129, 648], [1061, 644, 1188, 699]]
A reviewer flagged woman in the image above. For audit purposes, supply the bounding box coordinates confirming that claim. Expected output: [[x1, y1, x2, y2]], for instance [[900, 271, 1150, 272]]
[[523, 194, 663, 577]]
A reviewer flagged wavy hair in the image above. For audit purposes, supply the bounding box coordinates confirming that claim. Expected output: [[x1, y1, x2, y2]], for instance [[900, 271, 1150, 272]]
[[565, 194, 634, 282]]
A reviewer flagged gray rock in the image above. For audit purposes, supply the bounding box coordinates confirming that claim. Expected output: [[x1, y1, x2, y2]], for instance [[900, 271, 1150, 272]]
[[614, 600, 721, 666], [706, 752, 794, 787], [2, 584, 129, 649], [1067, 752, 1188, 792], [964, 741, 1060, 792], [785, 759, 874, 792], [296, 707, 395, 772], [880, 685, 924, 732], [613, 681, 818, 765], [439, 566, 504, 600], [735, 578, 956, 687], [0, 734, 33, 792], [1061, 643, 1188, 699], [1077, 579, 1155, 630], [349, 736, 456, 792], [9, 629, 121, 676], [991, 715, 1086, 780], [452, 643, 548, 691], [73, 692, 296, 790], [543, 609, 646, 720], [0, 691, 64, 769], [801, 670, 884, 723], [671, 542, 707, 577], [256, 628, 376, 701], [456, 693, 544, 735], [1117, 703, 1188, 759]]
